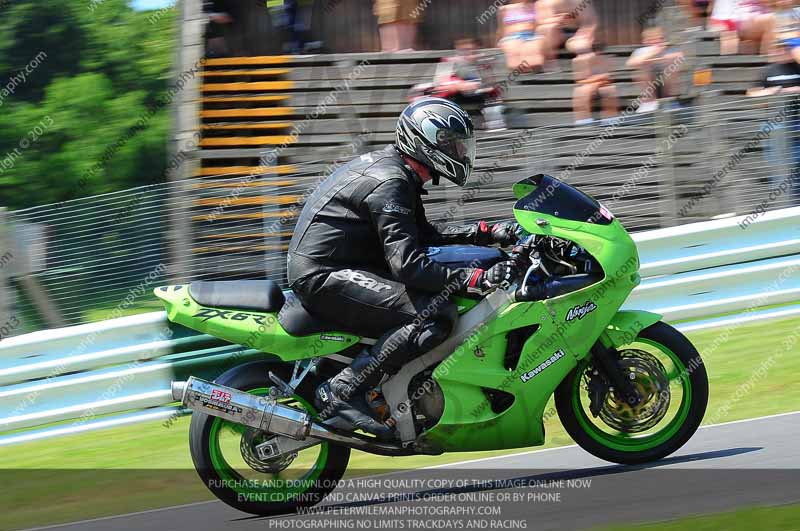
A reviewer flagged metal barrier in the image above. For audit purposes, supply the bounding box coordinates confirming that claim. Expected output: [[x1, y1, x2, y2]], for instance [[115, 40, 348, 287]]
[[6, 95, 800, 333], [0, 97, 800, 335], [1, 207, 799, 447]]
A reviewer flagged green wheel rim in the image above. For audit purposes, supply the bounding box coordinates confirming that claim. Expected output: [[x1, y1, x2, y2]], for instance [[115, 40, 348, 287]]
[[571, 338, 693, 453], [207, 387, 329, 503]]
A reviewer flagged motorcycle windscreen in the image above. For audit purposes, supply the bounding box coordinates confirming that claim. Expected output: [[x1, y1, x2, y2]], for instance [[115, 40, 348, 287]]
[[512, 174, 614, 225]]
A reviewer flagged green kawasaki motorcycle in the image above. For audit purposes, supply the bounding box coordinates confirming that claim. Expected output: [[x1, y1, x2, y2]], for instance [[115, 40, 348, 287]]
[[159, 174, 708, 515]]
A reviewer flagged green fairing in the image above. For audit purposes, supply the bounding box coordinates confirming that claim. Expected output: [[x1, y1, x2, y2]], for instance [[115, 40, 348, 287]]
[[419, 176, 647, 452], [153, 286, 360, 360], [604, 310, 663, 348], [156, 175, 672, 454]]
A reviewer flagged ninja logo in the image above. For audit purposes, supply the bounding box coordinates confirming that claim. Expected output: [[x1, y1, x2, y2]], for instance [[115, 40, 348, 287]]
[[566, 301, 598, 321], [331, 269, 393, 293], [382, 200, 411, 215]]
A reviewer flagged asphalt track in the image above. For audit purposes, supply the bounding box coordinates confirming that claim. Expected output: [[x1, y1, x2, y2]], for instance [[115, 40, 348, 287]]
[[26, 411, 800, 531]]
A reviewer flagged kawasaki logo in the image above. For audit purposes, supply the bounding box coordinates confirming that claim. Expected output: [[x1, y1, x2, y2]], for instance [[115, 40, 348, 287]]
[[520, 350, 566, 383], [566, 301, 597, 321]]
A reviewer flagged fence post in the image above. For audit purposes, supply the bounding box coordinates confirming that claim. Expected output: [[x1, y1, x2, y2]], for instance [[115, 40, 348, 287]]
[[259, 149, 287, 285], [655, 101, 678, 228], [0, 208, 12, 337], [700, 89, 724, 220], [167, 0, 204, 283], [771, 95, 791, 202]]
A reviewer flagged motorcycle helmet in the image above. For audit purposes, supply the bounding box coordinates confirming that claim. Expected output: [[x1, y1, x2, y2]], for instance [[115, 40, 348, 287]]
[[395, 97, 476, 186]]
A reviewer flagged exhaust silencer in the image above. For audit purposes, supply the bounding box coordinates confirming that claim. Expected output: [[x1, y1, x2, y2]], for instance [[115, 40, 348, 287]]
[[172, 378, 422, 456], [172, 377, 311, 440]]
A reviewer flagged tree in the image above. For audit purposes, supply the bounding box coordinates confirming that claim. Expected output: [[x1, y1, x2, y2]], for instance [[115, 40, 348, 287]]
[[0, 0, 177, 210]]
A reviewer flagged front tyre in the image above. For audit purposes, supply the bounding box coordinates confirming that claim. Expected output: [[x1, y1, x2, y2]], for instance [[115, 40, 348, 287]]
[[556, 321, 708, 465], [189, 361, 350, 516]]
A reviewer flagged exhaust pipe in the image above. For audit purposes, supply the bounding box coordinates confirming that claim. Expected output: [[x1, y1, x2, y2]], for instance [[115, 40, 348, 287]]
[[172, 377, 311, 440], [172, 377, 418, 456]]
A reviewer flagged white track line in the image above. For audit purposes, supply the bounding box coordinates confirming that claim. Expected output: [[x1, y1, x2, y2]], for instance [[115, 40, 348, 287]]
[[20, 410, 800, 531]]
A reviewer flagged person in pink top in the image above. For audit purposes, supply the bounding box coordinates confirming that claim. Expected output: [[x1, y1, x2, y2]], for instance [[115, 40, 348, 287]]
[[537, 0, 598, 70], [497, 0, 544, 72], [708, 0, 773, 54]]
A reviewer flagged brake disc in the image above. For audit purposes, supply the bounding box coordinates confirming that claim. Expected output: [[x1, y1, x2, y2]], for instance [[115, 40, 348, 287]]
[[598, 349, 671, 433]]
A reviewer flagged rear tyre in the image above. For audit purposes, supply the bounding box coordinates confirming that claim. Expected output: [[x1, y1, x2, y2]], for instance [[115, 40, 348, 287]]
[[556, 321, 708, 465], [189, 361, 350, 515]]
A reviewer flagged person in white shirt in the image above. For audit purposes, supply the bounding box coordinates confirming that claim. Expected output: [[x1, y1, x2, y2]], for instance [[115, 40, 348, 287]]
[[626, 27, 685, 113]]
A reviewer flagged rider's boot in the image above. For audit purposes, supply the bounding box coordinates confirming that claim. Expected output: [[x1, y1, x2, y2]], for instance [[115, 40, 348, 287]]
[[315, 347, 394, 439], [315, 310, 457, 439]]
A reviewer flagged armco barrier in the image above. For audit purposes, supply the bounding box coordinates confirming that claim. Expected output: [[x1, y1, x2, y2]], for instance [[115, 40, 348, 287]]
[[1, 207, 799, 446]]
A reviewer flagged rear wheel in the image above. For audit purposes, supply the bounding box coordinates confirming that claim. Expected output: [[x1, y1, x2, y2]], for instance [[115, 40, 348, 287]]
[[189, 361, 350, 515], [556, 321, 708, 465]]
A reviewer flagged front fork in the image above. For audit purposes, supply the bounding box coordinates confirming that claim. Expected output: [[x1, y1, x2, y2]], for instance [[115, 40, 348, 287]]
[[586, 310, 663, 414], [588, 340, 641, 415]]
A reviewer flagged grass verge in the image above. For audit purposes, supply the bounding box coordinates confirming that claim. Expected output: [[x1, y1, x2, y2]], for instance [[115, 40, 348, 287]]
[[598, 502, 800, 531], [1, 316, 798, 530]]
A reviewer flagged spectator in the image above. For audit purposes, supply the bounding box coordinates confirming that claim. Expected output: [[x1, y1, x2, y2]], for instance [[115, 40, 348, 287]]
[[410, 38, 507, 130], [708, 0, 773, 54], [769, 0, 800, 60], [626, 26, 685, 113], [537, 0, 598, 70], [374, 0, 419, 52], [678, 0, 712, 30], [204, 0, 233, 57], [572, 41, 619, 125], [497, 0, 544, 72], [748, 39, 800, 203], [268, 0, 316, 54]]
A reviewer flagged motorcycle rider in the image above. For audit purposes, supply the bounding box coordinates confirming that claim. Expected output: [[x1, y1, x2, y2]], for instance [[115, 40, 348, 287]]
[[287, 98, 522, 438]]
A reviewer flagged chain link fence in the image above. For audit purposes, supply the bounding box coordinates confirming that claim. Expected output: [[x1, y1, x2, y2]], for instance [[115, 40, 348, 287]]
[[2, 94, 799, 334]]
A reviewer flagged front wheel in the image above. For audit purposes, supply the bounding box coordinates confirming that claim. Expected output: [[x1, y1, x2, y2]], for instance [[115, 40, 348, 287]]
[[556, 321, 708, 465], [188, 361, 350, 515]]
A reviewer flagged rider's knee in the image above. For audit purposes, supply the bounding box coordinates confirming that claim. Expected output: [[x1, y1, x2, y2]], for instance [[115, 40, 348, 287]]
[[414, 302, 457, 353]]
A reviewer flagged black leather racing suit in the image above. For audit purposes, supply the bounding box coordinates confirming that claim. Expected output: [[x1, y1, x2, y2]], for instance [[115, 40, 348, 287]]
[[287, 145, 485, 373]]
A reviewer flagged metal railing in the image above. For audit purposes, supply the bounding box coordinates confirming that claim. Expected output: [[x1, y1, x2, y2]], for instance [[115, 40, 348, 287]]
[[3, 95, 800, 333], [1, 207, 799, 447]]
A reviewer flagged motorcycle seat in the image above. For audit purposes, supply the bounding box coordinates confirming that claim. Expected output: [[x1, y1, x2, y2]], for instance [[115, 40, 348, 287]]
[[189, 280, 286, 312], [278, 292, 355, 337]]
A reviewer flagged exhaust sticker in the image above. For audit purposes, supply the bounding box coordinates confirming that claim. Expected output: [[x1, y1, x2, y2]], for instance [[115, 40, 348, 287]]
[[193, 391, 243, 416], [520, 350, 566, 383], [211, 389, 232, 404]]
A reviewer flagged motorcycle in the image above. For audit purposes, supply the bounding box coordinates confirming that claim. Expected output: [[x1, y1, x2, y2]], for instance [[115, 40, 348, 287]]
[[158, 174, 708, 515]]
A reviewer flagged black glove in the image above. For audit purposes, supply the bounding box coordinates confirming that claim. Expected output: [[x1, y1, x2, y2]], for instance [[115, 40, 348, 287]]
[[476, 221, 522, 247], [465, 260, 520, 296], [491, 222, 522, 247]]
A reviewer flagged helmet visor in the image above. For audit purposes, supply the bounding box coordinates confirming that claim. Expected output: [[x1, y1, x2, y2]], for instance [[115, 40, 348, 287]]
[[438, 129, 476, 186]]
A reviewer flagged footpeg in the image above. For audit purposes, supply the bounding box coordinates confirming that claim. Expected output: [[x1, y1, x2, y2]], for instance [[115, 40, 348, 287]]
[[315, 382, 394, 439], [268, 371, 294, 397]]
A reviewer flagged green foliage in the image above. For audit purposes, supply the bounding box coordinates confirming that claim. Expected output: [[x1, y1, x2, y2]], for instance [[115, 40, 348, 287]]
[[0, 0, 178, 209]]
